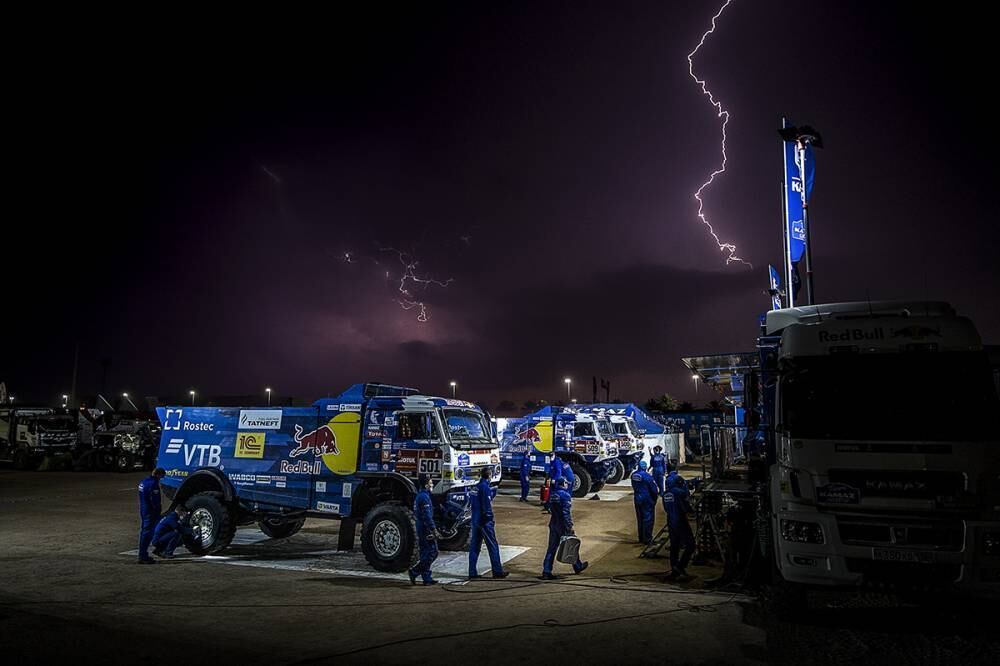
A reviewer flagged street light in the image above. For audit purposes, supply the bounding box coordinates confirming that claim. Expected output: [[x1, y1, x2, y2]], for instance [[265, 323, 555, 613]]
[[692, 374, 699, 396], [189, 390, 196, 406], [449, 381, 457, 398], [564, 377, 572, 402], [266, 387, 272, 406], [62, 394, 68, 408], [122, 392, 138, 411]]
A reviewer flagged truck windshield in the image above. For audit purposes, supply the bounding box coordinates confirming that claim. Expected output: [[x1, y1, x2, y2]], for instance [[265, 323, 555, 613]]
[[39, 417, 76, 431], [574, 422, 596, 437], [613, 421, 628, 435], [781, 352, 999, 441], [596, 420, 613, 439], [442, 409, 492, 448]]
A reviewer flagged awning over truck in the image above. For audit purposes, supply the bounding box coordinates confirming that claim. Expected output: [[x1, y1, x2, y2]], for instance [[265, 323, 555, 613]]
[[682, 353, 759, 408]]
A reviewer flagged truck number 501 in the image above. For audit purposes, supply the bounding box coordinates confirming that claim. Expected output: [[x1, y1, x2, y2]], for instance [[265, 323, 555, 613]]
[[419, 459, 441, 474]]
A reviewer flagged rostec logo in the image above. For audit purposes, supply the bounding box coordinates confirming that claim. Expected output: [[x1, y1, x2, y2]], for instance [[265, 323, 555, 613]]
[[238, 410, 282, 430], [165, 438, 183, 455], [163, 409, 215, 432], [290, 424, 339, 457], [235, 432, 266, 459]]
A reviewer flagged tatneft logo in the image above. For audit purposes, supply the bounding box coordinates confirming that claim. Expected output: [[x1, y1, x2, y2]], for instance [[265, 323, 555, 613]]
[[238, 410, 282, 430]]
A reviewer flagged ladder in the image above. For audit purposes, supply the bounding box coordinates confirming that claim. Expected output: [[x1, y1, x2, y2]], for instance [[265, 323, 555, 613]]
[[640, 522, 671, 558]]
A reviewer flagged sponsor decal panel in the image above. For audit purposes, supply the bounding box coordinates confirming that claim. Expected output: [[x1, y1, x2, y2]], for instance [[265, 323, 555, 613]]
[[316, 501, 340, 514], [238, 410, 283, 430], [235, 432, 266, 458], [341, 482, 352, 496], [315, 481, 327, 493], [817, 483, 861, 504], [365, 463, 379, 471], [340, 403, 362, 412], [230, 473, 257, 486], [255, 475, 272, 486]]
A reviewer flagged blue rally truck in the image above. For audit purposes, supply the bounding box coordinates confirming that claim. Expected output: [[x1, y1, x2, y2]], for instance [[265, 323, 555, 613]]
[[155, 383, 502, 572], [498, 407, 617, 497]]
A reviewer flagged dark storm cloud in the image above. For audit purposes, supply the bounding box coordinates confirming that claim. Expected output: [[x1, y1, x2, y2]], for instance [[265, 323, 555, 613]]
[[4, 1, 997, 407]]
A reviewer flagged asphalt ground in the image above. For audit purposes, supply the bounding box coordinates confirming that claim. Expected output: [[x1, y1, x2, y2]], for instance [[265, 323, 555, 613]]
[[2, 469, 998, 665]]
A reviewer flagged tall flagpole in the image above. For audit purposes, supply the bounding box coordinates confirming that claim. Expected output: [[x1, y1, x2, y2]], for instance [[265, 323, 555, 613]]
[[798, 141, 816, 305], [781, 117, 794, 308]]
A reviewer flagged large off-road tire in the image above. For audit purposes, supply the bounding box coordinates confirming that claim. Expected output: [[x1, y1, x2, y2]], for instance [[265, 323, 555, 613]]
[[259, 517, 305, 539], [183, 492, 237, 555], [361, 501, 417, 572], [605, 458, 626, 485], [436, 522, 472, 551], [13, 449, 35, 471], [98, 450, 116, 471], [589, 480, 606, 494], [568, 462, 592, 498]]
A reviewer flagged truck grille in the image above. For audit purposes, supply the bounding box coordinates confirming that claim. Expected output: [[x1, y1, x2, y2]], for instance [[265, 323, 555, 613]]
[[845, 559, 962, 587], [836, 516, 964, 551], [828, 470, 965, 501]]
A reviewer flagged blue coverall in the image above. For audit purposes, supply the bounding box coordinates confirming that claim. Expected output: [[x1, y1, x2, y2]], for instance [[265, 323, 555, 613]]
[[631, 468, 659, 544], [544, 456, 563, 511], [152, 511, 193, 556], [561, 461, 576, 494], [137, 475, 162, 561], [542, 486, 586, 575], [519, 454, 532, 501], [663, 473, 696, 573], [468, 477, 504, 577], [409, 488, 438, 584], [650, 452, 667, 494]]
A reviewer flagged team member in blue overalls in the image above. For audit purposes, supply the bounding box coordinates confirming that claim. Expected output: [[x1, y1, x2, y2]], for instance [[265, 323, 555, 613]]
[[630, 460, 659, 545], [152, 505, 193, 558], [560, 460, 576, 495], [519, 452, 532, 502], [540, 477, 588, 579], [137, 468, 165, 564], [663, 471, 696, 580], [469, 467, 509, 579], [543, 455, 563, 513], [409, 473, 439, 586], [650, 445, 667, 495]]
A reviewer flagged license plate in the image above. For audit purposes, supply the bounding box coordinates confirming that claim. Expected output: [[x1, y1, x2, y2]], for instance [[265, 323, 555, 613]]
[[872, 548, 934, 563]]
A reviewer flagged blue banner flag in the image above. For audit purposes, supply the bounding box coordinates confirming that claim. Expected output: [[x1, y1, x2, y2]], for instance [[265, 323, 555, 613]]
[[768, 265, 782, 310]]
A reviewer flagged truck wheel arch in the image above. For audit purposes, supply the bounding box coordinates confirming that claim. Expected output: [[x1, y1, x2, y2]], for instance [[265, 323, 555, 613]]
[[350, 473, 417, 519], [172, 469, 235, 509]]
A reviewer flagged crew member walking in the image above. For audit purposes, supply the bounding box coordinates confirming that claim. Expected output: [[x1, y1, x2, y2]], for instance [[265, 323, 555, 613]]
[[409, 473, 439, 585], [540, 477, 588, 579], [469, 468, 509, 579], [519, 452, 532, 502]]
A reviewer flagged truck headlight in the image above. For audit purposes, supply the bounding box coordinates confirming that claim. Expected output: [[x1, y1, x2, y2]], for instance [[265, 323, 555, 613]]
[[454, 467, 464, 480], [984, 532, 1000, 556], [780, 519, 825, 544]]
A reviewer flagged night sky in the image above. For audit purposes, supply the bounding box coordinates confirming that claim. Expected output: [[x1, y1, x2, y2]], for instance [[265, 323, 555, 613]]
[[6, 1, 998, 409]]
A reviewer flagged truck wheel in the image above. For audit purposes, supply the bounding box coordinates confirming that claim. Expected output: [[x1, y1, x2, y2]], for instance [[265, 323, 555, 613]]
[[436, 522, 471, 551], [115, 452, 134, 473], [259, 517, 305, 539], [589, 481, 606, 494], [361, 501, 417, 572], [605, 459, 625, 485], [13, 449, 33, 471], [98, 450, 116, 471], [568, 462, 592, 498], [183, 492, 237, 555]]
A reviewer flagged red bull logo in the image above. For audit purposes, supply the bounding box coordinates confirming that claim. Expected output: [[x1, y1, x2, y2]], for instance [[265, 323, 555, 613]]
[[291, 424, 339, 457], [515, 426, 541, 443]]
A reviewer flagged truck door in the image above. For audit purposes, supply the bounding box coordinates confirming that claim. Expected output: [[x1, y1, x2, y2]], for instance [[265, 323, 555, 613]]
[[390, 410, 444, 487]]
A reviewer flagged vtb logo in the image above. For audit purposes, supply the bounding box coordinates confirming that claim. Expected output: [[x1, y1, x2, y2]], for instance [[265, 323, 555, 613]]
[[166, 441, 222, 467]]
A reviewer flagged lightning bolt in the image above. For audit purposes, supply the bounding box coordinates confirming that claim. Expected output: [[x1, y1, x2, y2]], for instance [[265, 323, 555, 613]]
[[380, 248, 454, 322], [687, 0, 751, 268]]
